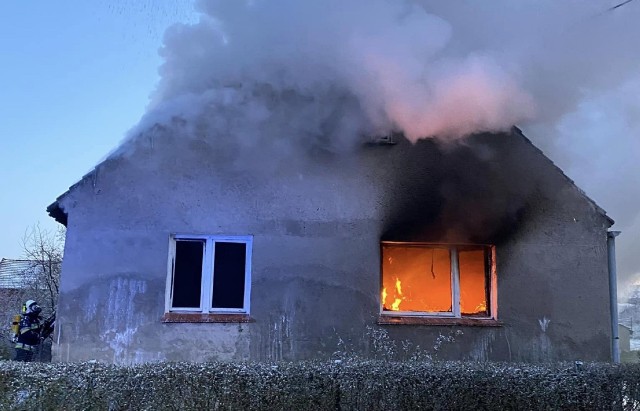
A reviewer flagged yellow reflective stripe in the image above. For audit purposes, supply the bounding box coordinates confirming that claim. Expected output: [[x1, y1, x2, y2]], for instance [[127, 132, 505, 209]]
[[19, 324, 39, 334], [15, 343, 35, 351]]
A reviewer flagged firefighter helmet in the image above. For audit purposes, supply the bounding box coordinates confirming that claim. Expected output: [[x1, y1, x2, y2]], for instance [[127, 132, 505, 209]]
[[24, 300, 41, 315]]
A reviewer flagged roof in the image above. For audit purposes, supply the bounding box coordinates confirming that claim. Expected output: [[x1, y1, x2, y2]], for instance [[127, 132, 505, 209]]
[[0, 258, 40, 289], [46, 126, 614, 227], [619, 323, 633, 332], [511, 127, 614, 227], [47, 165, 100, 226]]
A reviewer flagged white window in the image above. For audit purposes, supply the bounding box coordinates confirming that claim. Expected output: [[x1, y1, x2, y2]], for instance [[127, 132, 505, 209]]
[[381, 242, 497, 318], [166, 235, 252, 314]]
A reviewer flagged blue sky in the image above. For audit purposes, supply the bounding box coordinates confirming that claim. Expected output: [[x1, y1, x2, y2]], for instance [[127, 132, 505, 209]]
[[0, 2, 196, 256]]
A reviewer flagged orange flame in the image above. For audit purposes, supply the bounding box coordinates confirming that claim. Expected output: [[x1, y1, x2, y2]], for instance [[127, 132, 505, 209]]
[[382, 287, 388, 307], [392, 278, 404, 310], [381, 278, 404, 311]]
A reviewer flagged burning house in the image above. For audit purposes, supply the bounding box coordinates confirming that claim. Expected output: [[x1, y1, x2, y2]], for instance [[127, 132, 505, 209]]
[[42, 0, 633, 365], [47, 125, 618, 364]]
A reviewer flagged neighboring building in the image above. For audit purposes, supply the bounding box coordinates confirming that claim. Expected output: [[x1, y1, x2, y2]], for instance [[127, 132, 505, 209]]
[[0, 258, 39, 288], [0, 258, 56, 311], [619, 324, 632, 353], [48, 127, 618, 364], [0, 258, 40, 314], [0, 259, 40, 359], [618, 286, 640, 350]]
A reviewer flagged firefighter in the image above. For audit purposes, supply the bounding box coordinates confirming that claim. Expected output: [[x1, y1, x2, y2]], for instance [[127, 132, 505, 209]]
[[14, 300, 44, 362]]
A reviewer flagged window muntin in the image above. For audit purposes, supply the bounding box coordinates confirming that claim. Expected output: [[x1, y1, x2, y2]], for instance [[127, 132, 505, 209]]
[[381, 243, 494, 318], [167, 235, 252, 314]]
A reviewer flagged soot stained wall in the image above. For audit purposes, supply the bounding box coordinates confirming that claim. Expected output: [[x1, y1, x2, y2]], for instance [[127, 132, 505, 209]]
[[53, 129, 613, 364]]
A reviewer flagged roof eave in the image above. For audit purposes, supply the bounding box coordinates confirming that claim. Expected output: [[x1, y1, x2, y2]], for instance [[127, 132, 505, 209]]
[[47, 200, 68, 226], [511, 126, 614, 228]]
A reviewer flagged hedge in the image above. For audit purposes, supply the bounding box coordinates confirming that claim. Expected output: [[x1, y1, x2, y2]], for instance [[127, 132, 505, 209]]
[[1, 360, 640, 410]]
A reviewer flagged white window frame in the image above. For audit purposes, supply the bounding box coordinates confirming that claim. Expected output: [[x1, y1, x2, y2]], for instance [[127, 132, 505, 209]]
[[165, 234, 253, 314], [380, 242, 497, 319]]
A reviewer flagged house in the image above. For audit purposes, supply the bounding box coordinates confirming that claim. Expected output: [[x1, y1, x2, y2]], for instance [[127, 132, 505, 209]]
[[0, 259, 35, 323], [0, 258, 42, 315], [0, 258, 57, 312], [0, 258, 38, 289], [619, 324, 633, 353], [619, 284, 640, 351], [47, 126, 618, 364], [0, 259, 43, 359]]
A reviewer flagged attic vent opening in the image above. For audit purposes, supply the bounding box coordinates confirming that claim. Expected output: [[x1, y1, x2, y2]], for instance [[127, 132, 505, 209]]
[[368, 132, 401, 145], [374, 135, 396, 144]]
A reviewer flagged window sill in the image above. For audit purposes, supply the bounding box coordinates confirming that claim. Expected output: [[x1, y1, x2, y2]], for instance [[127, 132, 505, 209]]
[[162, 313, 254, 324], [377, 315, 502, 327]]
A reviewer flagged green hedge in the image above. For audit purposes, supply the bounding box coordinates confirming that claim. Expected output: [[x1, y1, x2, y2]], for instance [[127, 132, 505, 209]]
[[1, 360, 640, 410]]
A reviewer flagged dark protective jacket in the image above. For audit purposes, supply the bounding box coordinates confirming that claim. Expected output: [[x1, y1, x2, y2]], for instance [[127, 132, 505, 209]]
[[15, 314, 42, 351]]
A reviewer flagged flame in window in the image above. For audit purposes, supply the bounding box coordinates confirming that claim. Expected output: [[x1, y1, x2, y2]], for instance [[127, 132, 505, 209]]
[[382, 278, 405, 311], [382, 246, 452, 312], [381, 245, 490, 315], [391, 278, 404, 310]]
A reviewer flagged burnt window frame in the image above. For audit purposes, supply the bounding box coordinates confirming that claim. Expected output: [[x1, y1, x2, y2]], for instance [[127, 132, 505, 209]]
[[379, 242, 497, 320], [165, 234, 253, 315]]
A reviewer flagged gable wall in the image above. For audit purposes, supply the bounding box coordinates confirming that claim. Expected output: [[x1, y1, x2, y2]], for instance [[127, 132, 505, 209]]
[[54, 131, 613, 363]]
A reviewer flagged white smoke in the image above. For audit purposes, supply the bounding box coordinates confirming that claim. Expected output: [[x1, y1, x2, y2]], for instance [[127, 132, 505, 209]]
[[129, 0, 534, 147], [555, 78, 640, 295], [124, 0, 639, 288], [405, 2, 640, 293]]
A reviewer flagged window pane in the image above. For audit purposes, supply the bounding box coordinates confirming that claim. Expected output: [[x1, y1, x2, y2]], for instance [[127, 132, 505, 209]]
[[172, 240, 204, 308], [212, 242, 247, 309], [382, 245, 452, 313], [459, 249, 489, 316]]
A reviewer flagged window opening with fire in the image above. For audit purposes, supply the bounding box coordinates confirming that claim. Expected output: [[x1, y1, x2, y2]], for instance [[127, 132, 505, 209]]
[[381, 243, 496, 318], [166, 235, 252, 314]]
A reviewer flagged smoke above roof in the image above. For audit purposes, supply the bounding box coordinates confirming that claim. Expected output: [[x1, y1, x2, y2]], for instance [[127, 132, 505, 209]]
[[120, 0, 639, 289], [127, 0, 536, 148]]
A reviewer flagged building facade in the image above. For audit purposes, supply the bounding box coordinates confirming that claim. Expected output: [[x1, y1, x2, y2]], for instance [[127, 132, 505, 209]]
[[49, 128, 615, 364]]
